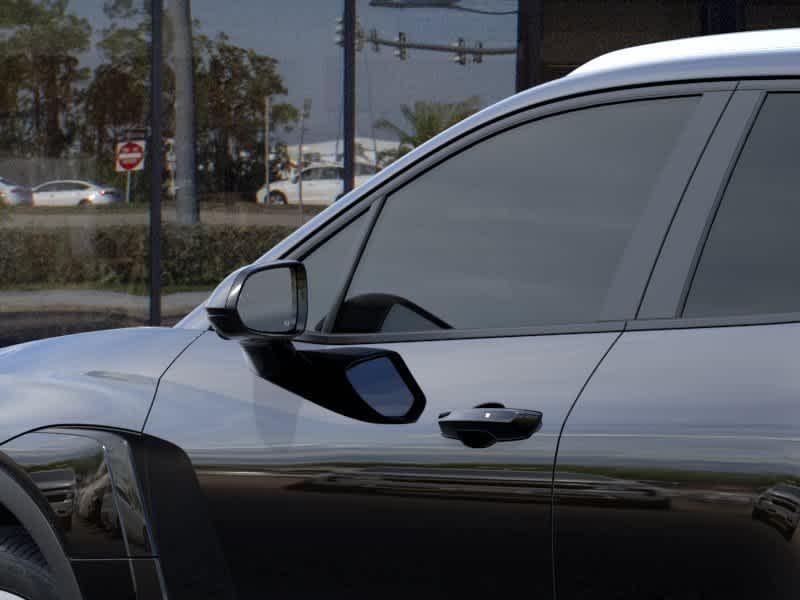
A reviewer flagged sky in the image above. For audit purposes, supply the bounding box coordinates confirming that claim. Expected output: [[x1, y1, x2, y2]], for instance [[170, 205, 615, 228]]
[[69, 0, 519, 143]]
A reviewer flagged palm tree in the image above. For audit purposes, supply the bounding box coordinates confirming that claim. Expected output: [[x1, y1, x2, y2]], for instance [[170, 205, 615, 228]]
[[375, 96, 481, 166]]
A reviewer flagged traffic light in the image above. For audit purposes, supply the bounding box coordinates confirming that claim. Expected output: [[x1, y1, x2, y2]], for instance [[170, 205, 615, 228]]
[[335, 16, 344, 46], [395, 32, 407, 60], [452, 37, 467, 65], [369, 28, 380, 52], [472, 41, 483, 64]]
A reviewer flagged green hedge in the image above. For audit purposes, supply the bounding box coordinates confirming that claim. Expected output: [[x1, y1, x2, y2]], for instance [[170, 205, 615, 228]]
[[0, 224, 295, 290]]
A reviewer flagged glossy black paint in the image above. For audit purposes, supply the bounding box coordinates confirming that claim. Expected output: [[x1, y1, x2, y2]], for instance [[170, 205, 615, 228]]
[[555, 325, 800, 599], [3, 431, 133, 559], [146, 329, 620, 599], [0, 428, 237, 600]]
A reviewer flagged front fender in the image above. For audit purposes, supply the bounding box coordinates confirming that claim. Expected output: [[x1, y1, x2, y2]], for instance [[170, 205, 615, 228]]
[[0, 327, 202, 444], [1, 428, 236, 600]]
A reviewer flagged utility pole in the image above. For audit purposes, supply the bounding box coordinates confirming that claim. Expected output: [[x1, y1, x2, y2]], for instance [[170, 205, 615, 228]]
[[343, 0, 357, 194], [515, 0, 543, 92], [263, 95, 270, 205], [167, 0, 199, 225], [297, 98, 311, 226], [149, 0, 163, 326]]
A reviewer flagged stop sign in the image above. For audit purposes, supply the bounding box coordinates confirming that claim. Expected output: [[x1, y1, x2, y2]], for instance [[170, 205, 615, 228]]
[[115, 140, 147, 172]]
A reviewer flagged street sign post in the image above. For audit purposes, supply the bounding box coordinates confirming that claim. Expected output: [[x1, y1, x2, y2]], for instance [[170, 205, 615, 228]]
[[115, 140, 147, 203]]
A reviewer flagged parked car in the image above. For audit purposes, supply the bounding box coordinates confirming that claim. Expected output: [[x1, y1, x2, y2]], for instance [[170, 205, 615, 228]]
[[0, 177, 33, 206], [3, 28, 800, 600], [32, 180, 122, 207], [256, 163, 376, 205]]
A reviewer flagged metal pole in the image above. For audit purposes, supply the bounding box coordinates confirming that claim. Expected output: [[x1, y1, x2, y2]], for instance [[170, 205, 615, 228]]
[[343, 0, 356, 193], [149, 0, 163, 326], [298, 103, 306, 226], [264, 95, 270, 205], [515, 0, 543, 92]]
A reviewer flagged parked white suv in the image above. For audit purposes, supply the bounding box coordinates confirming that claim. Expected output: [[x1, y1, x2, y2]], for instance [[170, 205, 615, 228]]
[[257, 164, 376, 206]]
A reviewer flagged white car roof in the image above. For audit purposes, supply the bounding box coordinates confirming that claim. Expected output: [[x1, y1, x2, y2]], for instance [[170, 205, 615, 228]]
[[571, 28, 800, 78]]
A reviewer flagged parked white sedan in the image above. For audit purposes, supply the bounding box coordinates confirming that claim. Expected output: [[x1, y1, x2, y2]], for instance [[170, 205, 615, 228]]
[[32, 180, 122, 207], [257, 165, 376, 206]]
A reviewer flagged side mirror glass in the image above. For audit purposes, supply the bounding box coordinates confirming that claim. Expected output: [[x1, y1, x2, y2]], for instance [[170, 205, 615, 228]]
[[266, 348, 425, 424], [206, 261, 307, 343], [346, 356, 417, 419]]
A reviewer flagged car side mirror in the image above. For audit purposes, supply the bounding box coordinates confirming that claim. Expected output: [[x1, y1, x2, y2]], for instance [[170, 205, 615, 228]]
[[206, 262, 426, 424], [291, 173, 298, 184], [206, 261, 307, 344]]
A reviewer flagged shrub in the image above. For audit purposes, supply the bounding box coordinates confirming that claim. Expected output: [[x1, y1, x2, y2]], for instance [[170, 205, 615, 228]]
[[0, 224, 295, 291]]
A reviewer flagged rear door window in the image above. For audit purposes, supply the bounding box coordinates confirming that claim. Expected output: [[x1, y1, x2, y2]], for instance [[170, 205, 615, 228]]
[[684, 94, 800, 318]]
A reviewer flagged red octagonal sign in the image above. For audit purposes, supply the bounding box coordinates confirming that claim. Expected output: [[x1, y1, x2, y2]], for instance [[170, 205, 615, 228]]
[[116, 140, 146, 172]]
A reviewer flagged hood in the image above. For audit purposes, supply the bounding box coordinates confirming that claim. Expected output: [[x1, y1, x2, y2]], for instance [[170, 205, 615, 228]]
[[0, 327, 202, 444]]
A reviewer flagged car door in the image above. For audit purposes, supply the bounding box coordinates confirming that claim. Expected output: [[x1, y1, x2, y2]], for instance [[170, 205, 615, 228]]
[[34, 182, 58, 206], [146, 83, 723, 599], [554, 84, 800, 600], [52, 182, 79, 206], [299, 167, 322, 204], [316, 166, 340, 204]]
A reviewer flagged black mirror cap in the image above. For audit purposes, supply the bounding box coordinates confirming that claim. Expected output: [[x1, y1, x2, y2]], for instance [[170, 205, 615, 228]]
[[206, 260, 308, 344], [263, 347, 427, 425]]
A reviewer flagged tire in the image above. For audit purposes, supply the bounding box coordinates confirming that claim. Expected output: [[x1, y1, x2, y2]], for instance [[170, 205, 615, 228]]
[[0, 527, 59, 600], [77, 199, 91, 207], [268, 191, 286, 206]]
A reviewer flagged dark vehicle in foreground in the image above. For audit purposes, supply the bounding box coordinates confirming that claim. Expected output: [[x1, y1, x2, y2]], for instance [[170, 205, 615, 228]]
[[0, 177, 33, 207], [1, 28, 800, 600]]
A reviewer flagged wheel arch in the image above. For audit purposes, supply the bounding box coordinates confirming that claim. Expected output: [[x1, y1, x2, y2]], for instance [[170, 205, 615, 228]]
[[0, 451, 83, 600]]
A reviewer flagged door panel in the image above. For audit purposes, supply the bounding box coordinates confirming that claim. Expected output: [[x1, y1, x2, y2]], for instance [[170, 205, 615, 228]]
[[146, 328, 620, 599], [554, 325, 800, 599]]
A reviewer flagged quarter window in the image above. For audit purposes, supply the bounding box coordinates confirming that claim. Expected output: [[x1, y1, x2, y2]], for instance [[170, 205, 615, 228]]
[[335, 97, 699, 333], [684, 94, 800, 318]]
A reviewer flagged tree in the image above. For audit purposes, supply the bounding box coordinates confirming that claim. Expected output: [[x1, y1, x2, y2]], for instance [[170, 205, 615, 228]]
[[194, 33, 298, 195], [375, 96, 481, 165], [0, 0, 91, 158], [82, 22, 150, 162]]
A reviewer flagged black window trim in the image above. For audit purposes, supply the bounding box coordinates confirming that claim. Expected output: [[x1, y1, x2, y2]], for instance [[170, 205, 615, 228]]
[[286, 81, 736, 345], [635, 79, 800, 332]]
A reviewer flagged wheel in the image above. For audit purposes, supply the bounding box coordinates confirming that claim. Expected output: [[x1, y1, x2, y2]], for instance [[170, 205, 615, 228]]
[[268, 191, 286, 206], [0, 527, 59, 600], [77, 199, 92, 207]]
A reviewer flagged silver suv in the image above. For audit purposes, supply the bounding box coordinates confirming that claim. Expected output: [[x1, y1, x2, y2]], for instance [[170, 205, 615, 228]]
[[1, 28, 800, 600]]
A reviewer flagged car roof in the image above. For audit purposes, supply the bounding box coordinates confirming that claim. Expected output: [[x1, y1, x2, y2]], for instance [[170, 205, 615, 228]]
[[258, 29, 800, 264], [571, 28, 800, 79], [37, 180, 94, 185]]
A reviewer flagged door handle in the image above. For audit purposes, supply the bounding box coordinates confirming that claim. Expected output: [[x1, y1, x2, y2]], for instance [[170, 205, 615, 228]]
[[438, 403, 543, 448]]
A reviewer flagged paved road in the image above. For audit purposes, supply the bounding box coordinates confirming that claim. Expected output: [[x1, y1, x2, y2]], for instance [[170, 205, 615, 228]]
[[0, 289, 208, 317], [1, 207, 317, 229], [0, 290, 207, 347]]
